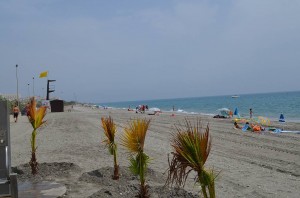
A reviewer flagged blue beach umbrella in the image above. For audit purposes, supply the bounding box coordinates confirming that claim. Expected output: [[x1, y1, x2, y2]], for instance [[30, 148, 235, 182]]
[[233, 108, 240, 118], [234, 108, 238, 115], [279, 114, 285, 122]]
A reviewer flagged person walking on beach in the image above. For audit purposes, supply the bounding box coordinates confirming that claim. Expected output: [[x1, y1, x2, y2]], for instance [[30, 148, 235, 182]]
[[250, 108, 253, 119], [13, 104, 20, 122], [26, 102, 30, 116]]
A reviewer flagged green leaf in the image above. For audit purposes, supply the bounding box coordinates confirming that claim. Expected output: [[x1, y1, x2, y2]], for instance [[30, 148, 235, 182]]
[[129, 155, 139, 175]]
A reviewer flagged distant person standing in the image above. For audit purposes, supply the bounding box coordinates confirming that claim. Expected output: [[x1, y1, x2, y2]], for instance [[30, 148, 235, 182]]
[[229, 110, 233, 118], [250, 108, 253, 118], [13, 104, 20, 122], [25, 102, 30, 116]]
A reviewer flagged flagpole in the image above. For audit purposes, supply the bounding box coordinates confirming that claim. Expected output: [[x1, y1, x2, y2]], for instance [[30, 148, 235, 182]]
[[32, 77, 35, 97], [46, 79, 49, 100], [16, 64, 19, 107], [27, 83, 30, 98]]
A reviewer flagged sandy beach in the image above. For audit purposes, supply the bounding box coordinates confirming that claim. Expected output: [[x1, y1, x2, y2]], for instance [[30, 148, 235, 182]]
[[9, 106, 300, 198]]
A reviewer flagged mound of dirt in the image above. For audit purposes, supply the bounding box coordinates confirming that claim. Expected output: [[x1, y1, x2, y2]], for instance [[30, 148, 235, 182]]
[[88, 186, 198, 198], [12, 162, 81, 182], [11, 163, 198, 197], [80, 166, 198, 198]]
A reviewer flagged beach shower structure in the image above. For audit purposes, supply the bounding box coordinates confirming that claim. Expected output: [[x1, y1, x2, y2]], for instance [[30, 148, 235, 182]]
[[0, 101, 18, 197]]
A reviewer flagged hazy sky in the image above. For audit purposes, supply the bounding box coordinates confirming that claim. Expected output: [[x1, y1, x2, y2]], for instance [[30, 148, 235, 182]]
[[1, 0, 299, 103]]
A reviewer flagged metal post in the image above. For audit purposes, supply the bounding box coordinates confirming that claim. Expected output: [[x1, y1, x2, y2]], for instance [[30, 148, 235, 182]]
[[46, 80, 50, 100], [0, 101, 12, 196], [27, 83, 30, 99], [0, 101, 18, 197], [32, 77, 35, 97], [15, 65, 19, 107]]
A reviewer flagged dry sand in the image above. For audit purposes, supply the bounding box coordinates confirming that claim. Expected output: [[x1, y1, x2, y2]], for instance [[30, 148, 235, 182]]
[[9, 106, 300, 197]]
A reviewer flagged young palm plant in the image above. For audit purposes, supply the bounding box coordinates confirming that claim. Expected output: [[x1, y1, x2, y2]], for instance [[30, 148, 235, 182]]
[[120, 118, 151, 198], [101, 116, 119, 180], [166, 119, 217, 198], [27, 97, 47, 175]]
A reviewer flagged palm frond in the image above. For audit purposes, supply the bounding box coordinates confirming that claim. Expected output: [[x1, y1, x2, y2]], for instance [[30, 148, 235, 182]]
[[107, 142, 116, 155], [101, 116, 117, 145], [129, 153, 150, 176], [27, 97, 47, 129], [200, 169, 218, 187], [172, 119, 211, 171], [120, 118, 150, 153], [199, 169, 218, 198], [166, 152, 194, 187], [166, 118, 212, 187]]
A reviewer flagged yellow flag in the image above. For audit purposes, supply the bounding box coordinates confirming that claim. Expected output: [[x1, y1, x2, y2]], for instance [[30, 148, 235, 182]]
[[39, 71, 48, 78]]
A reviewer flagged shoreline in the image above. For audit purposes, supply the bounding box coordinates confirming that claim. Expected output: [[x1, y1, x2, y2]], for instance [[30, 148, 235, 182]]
[[94, 91, 300, 123], [93, 105, 300, 124]]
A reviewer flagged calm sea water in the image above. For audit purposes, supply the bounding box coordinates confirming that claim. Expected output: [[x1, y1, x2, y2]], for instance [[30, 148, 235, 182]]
[[98, 91, 300, 122]]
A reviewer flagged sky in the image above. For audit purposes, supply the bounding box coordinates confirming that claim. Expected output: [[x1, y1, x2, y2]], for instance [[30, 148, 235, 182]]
[[1, 0, 299, 103]]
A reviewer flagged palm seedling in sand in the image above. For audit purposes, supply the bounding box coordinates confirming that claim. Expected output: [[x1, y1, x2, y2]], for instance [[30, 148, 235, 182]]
[[120, 118, 151, 198], [27, 97, 47, 175], [101, 116, 119, 180], [166, 119, 217, 198]]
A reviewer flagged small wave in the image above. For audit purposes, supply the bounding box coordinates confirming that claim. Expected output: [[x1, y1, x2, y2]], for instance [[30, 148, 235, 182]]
[[200, 113, 215, 117]]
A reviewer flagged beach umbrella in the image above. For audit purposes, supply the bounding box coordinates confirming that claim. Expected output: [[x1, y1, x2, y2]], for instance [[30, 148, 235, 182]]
[[234, 108, 238, 115], [278, 113, 286, 130], [149, 107, 161, 112], [233, 107, 240, 118], [147, 107, 161, 115], [253, 116, 271, 126], [279, 114, 285, 122], [217, 108, 230, 117]]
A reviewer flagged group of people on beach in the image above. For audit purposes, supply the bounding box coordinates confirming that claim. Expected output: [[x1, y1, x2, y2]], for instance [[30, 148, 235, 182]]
[[234, 121, 264, 132], [233, 107, 264, 132], [135, 104, 148, 113]]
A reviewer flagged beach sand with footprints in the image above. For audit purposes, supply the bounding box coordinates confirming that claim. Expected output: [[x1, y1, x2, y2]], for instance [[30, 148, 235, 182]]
[[9, 106, 300, 197]]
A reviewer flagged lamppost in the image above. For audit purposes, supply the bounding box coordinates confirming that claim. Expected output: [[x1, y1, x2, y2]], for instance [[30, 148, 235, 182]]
[[27, 83, 30, 99], [42, 88, 44, 99], [32, 77, 35, 97], [16, 64, 19, 106]]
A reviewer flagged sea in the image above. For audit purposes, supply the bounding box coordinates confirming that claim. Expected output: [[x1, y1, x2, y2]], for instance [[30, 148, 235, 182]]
[[97, 91, 300, 123]]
